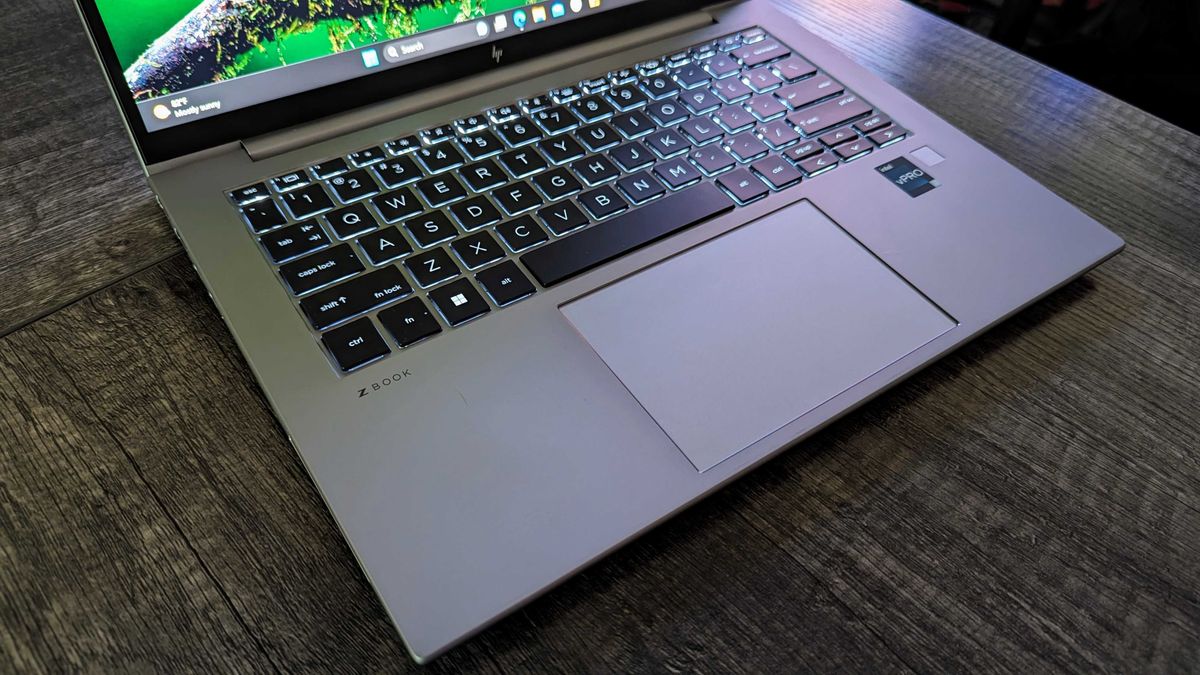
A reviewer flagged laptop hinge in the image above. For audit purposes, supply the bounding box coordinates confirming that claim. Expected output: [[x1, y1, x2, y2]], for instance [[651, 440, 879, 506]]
[[241, 10, 715, 161]]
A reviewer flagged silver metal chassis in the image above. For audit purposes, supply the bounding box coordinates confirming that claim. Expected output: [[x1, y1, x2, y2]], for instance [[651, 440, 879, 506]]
[[146, 0, 1123, 661]]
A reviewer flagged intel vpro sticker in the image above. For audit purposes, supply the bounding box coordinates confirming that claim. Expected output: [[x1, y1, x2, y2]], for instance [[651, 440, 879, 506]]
[[876, 157, 939, 197]]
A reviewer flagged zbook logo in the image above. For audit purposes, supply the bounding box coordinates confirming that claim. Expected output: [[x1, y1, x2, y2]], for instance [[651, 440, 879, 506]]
[[357, 369, 413, 398], [491, 45, 503, 63]]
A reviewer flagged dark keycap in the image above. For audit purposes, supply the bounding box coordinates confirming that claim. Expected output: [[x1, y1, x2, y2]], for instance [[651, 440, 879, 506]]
[[496, 215, 549, 251], [373, 156, 422, 188], [300, 266, 412, 330], [349, 146, 387, 166], [450, 230, 504, 269], [537, 200, 589, 235], [378, 298, 442, 347], [326, 202, 378, 239], [741, 27, 766, 41], [855, 114, 893, 135], [645, 129, 691, 159], [869, 125, 908, 147], [242, 200, 287, 232], [713, 105, 755, 133], [449, 196, 502, 231], [520, 182, 733, 287], [488, 104, 521, 123], [429, 279, 490, 326], [578, 186, 628, 219], [572, 155, 620, 185], [404, 247, 460, 287], [477, 260, 537, 306], [704, 53, 740, 78], [783, 139, 823, 162], [580, 77, 609, 94], [637, 58, 665, 76], [416, 174, 467, 207], [732, 39, 788, 67], [759, 119, 801, 148], [405, 211, 459, 248], [532, 167, 582, 200], [819, 127, 858, 147], [576, 122, 620, 152], [607, 85, 648, 111], [834, 138, 873, 160], [498, 147, 548, 178], [678, 117, 723, 145], [454, 115, 488, 134], [646, 98, 689, 126], [459, 130, 505, 160], [610, 111, 655, 139], [329, 169, 379, 203], [653, 157, 703, 189], [460, 159, 507, 192], [641, 75, 679, 100], [279, 244, 364, 295], [610, 142, 655, 171], [271, 170, 310, 192], [744, 68, 783, 93], [787, 94, 873, 135], [617, 171, 667, 204], [608, 68, 638, 85], [549, 86, 581, 104], [322, 318, 390, 372], [385, 135, 420, 155], [774, 75, 843, 109], [538, 135, 586, 164], [798, 151, 838, 176], [690, 145, 736, 175], [496, 117, 543, 146], [520, 95, 552, 112], [260, 219, 328, 263], [712, 77, 753, 103], [359, 226, 413, 264], [534, 106, 578, 135], [419, 124, 456, 145], [717, 168, 769, 203], [570, 95, 615, 122], [673, 64, 711, 89], [371, 188, 422, 223], [717, 35, 742, 52], [747, 93, 788, 121], [727, 132, 769, 162], [751, 155, 803, 189], [680, 88, 721, 114], [283, 184, 335, 219], [231, 182, 271, 204], [493, 181, 544, 216], [772, 56, 817, 81], [417, 144, 465, 174]]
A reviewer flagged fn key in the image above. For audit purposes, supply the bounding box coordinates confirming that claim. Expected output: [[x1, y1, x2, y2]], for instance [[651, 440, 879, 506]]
[[322, 317, 390, 371]]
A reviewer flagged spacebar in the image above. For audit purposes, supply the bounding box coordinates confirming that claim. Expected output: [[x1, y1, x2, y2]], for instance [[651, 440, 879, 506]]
[[520, 182, 734, 287]]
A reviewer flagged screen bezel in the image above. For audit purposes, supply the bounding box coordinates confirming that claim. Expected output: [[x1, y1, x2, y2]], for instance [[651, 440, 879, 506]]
[[75, 0, 703, 166]]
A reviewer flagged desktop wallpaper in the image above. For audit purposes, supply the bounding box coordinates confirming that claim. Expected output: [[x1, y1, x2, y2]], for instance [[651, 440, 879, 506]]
[[96, 0, 535, 100]]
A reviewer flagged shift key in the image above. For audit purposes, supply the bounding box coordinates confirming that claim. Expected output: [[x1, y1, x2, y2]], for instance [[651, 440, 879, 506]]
[[299, 265, 412, 329], [787, 94, 873, 135], [279, 244, 364, 295]]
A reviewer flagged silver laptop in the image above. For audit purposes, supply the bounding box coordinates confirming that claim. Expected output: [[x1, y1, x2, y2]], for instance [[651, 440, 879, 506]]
[[75, 0, 1123, 661]]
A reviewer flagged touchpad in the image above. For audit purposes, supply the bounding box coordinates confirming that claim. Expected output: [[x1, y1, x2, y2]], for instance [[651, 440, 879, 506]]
[[561, 200, 956, 472]]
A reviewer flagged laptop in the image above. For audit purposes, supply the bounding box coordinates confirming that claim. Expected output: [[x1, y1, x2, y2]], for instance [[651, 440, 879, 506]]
[[74, 0, 1123, 661]]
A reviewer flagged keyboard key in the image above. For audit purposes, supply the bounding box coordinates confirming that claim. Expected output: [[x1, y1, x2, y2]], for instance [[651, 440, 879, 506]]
[[732, 39, 788, 67], [570, 94, 615, 122], [678, 117, 723, 145], [717, 168, 769, 203], [459, 130, 505, 160], [775, 75, 843, 109], [681, 88, 721, 114], [231, 182, 270, 204], [359, 226, 413, 264], [673, 64, 711, 88], [488, 104, 521, 123], [576, 122, 620, 152], [758, 119, 801, 148], [242, 200, 287, 232], [260, 219, 328, 263], [460, 159, 507, 192], [280, 244, 364, 295], [787, 94, 872, 135], [496, 117, 542, 146], [798, 151, 838, 176], [704, 53, 740, 78], [646, 99, 689, 126], [610, 142, 655, 171], [499, 147, 548, 177], [454, 115, 488, 134], [537, 200, 589, 234], [520, 95, 552, 112], [690, 145, 736, 175], [610, 111, 655, 139], [429, 279, 490, 326], [869, 125, 908, 147], [641, 75, 679, 100], [636, 58, 665, 76], [751, 155, 803, 189], [300, 266, 412, 330], [834, 138, 873, 160], [538, 135, 586, 164], [573, 155, 620, 185], [372, 188, 422, 223], [616, 171, 667, 204], [493, 181, 544, 215], [326, 202, 378, 239], [405, 247, 460, 287], [322, 318, 389, 372], [534, 106, 578, 135], [645, 129, 690, 158], [714, 105, 755, 133], [349, 146, 387, 166], [607, 85, 648, 111], [282, 183, 335, 219], [727, 132, 769, 162], [520, 182, 733, 286], [385, 135, 420, 155], [712, 77, 753, 103], [417, 144, 465, 173], [772, 56, 817, 81], [578, 186, 628, 219], [405, 211, 458, 248], [477, 260, 537, 306], [449, 196, 502, 231], [496, 215, 549, 251], [819, 127, 858, 147], [416, 174, 467, 207], [783, 139, 823, 162], [329, 169, 379, 203], [419, 124, 456, 145], [549, 86, 581, 104], [744, 68, 783, 93], [607, 68, 638, 86], [372, 156, 421, 188], [532, 167, 582, 200], [653, 157, 702, 189], [746, 93, 787, 121], [378, 298, 442, 347], [450, 231, 504, 269], [855, 114, 893, 135], [271, 170, 310, 192]]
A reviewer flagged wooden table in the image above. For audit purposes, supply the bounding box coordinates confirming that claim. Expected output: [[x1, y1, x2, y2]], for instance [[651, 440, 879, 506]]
[[2, 0, 1198, 670]]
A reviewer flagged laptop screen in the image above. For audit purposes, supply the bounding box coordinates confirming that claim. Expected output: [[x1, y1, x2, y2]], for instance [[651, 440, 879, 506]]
[[95, 0, 639, 132]]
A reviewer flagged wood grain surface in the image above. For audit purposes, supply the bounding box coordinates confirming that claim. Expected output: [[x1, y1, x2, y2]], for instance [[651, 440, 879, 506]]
[[1, 0, 1198, 671]]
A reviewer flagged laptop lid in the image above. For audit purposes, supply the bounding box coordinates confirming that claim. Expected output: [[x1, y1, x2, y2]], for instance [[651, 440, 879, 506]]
[[74, 0, 700, 166]]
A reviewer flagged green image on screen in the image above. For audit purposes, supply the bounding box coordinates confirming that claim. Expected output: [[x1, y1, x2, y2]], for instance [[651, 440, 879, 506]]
[[96, 0, 536, 101]]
